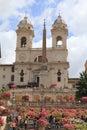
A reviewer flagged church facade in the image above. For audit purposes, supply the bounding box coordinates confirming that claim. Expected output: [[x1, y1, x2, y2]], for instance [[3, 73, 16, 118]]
[[0, 15, 77, 89]]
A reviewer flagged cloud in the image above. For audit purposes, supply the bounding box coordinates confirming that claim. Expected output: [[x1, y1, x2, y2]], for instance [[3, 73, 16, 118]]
[[0, 30, 16, 63], [68, 34, 87, 77], [0, 0, 35, 20], [56, 0, 87, 35], [0, 20, 9, 31]]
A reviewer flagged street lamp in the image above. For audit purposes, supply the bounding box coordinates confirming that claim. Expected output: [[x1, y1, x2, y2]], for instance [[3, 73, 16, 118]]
[[64, 78, 66, 88], [12, 92, 16, 106], [40, 89, 44, 111]]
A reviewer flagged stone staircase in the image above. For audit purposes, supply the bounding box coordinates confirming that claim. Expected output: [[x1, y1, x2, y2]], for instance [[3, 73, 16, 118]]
[[4, 123, 65, 130]]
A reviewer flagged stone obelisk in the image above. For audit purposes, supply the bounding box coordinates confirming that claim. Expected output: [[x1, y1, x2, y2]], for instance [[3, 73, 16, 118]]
[[42, 20, 46, 63], [39, 20, 49, 88]]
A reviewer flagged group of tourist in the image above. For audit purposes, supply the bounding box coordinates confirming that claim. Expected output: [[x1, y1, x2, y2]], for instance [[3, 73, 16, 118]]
[[6, 114, 36, 130], [6, 112, 63, 130], [1, 105, 87, 130]]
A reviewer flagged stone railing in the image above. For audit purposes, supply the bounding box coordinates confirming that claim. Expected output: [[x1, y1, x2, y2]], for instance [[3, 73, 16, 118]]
[[9, 87, 77, 94], [12, 101, 87, 109]]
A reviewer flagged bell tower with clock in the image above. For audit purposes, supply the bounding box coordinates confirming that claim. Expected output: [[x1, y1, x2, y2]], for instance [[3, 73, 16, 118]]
[[15, 15, 34, 62], [14, 16, 34, 85], [51, 14, 69, 88]]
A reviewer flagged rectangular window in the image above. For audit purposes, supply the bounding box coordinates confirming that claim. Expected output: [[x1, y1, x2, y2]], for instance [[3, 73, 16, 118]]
[[38, 56, 42, 62], [37, 76, 39, 83], [11, 75, 14, 81], [20, 77, 24, 82], [3, 68, 5, 71], [3, 75, 5, 78], [57, 76, 61, 82], [11, 66, 14, 72]]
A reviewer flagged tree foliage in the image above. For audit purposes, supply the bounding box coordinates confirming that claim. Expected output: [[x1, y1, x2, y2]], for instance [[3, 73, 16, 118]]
[[75, 71, 87, 100], [0, 87, 5, 99]]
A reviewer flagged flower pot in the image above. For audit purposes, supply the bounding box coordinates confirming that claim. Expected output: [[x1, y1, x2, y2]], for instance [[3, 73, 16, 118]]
[[38, 125, 45, 130]]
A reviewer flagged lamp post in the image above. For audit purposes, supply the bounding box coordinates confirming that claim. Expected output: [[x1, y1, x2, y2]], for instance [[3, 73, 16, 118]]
[[64, 78, 66, 88], [40, 89, 44, 111], [12, 92, 16, 107]]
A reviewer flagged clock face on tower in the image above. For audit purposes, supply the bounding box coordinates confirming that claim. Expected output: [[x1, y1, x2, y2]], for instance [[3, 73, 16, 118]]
[[19, 53, 26, 61]]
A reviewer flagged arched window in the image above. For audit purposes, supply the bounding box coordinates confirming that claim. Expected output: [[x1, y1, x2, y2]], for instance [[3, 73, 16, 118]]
[[56, 36, 63, 46], [21, 37, 27, 47]]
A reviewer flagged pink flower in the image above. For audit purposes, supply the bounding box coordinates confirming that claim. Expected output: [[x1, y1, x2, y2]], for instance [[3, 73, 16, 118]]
[[0, 117, 4, 126], [36, 119, 48, 126], [39, 111, 47, 117], [0, 100, 5, 106], [64, 123, 74, 130], [2, 108, 11, 115], [27, 110, 35, 117], [81, 96, 87, 102], [50, 83, 57, 88], [11, 85, 17, 89], [30, 108, 34, 111], [22, 94, 29, 101], [1, 92, 11, 99], [39, 108, 48, 117], [61, 117, 69, 124]]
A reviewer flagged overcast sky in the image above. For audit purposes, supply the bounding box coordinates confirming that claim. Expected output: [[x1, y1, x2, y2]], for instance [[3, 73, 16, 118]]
[[0, 0, 87, 78]]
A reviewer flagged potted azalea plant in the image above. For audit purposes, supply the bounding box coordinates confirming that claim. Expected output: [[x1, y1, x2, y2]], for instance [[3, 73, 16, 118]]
[[22, 94, 29, 101], [1, 92, 11, 106], [22, 94, 29, 105], [64, 123, 75, 130], [44, 95, 52, 102], [50, 83, 57, 89], [1, 92, 11, 100], [0, 100, 5, 106], [81, 96, 87, 103], [0, 117, 4, 127], [36, 118, 48, 130], [11, 84, 17, 89], [36, 109, 48, 130]]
